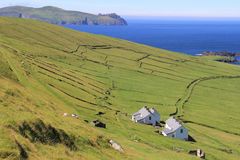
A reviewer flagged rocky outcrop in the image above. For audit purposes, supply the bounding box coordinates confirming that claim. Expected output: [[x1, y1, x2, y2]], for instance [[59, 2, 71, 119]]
[[109, 140, 124, 153], [201, 51, 240, 64], [202, 51, 240, 57]]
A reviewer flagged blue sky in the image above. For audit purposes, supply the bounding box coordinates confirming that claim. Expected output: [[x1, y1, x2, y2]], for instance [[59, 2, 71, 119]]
[[0, 0, 240, 18]]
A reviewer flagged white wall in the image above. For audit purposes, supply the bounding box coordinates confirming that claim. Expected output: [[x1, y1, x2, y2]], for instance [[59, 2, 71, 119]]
[[166, 126, 188, 140], [142, 114, 160, 126], [132, 113, 160, 126]]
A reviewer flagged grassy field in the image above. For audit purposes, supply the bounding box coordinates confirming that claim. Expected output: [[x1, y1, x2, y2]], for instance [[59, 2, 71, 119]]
[[0, 17, 240, 160]]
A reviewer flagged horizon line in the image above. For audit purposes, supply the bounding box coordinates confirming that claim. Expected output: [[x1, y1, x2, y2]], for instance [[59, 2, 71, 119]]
[[1, 5, 240, 20], [123, 15, 240, 19]]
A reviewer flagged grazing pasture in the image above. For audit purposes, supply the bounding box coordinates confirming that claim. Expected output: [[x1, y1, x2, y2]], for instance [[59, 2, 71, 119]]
[[0, 17, 240, 159]]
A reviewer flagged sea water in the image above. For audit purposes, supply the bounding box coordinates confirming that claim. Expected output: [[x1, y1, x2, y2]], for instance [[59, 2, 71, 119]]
[[64, 19, 240, 56]]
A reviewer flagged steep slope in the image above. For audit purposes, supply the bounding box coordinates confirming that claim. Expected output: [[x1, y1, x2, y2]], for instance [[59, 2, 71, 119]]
[[0, 6, 127, 25], [0, 17, 240, 160]]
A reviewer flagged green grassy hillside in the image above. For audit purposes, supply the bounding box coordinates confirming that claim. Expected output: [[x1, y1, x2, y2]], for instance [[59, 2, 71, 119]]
[[0, 17, 240, 160]]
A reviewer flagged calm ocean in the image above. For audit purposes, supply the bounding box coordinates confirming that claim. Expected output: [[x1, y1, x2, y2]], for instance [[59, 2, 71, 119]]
[[64, 19, 240, 55]]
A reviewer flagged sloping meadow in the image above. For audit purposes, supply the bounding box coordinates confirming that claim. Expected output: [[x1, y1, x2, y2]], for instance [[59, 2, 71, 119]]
[[0, 17, 240, 159]]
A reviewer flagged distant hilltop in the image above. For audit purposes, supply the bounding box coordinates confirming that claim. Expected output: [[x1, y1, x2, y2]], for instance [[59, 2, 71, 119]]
[[0, 6, 128, 26]]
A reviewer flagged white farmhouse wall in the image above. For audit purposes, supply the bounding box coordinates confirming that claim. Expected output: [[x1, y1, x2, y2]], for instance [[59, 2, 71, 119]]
[[132, 114, 160, 126], [175, 126, 188, 140], [165, 126, 188, 140], [143, 115, 160, 125]]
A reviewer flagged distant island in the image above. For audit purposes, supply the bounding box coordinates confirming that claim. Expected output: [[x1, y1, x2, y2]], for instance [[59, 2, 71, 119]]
[[0, 6, 128, 25]]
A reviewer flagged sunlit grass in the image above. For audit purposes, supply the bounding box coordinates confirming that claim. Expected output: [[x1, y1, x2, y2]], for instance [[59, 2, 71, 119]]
[[0, 17, 239, 159]]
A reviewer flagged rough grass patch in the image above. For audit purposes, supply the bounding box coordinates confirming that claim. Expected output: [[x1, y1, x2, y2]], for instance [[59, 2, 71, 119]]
[[5, 88, 21, 97], [96, 135, 110, 148], [0, 150, 18, 159], [17, 119, 78, 151], [0, 56, 18, 81], [15, 141, 28, 160]]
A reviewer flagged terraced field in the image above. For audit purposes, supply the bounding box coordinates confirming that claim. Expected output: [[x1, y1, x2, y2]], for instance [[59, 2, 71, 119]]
[[0, 17, 240, 159]]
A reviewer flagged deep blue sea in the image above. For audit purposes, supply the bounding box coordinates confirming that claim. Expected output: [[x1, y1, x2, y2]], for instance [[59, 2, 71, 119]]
[[64, 19, 240, 55]]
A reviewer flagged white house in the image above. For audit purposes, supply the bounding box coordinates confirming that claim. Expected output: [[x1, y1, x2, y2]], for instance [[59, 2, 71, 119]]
[[162, 117, 188, 140], [132, 106, 160, 126]]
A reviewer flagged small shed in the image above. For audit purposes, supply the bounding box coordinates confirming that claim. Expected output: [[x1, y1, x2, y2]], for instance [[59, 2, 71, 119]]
[[132, 106, 160, 126], [189, 149, 205, 159], [91, 120, 106, 128], [162, 117, 188, 140]]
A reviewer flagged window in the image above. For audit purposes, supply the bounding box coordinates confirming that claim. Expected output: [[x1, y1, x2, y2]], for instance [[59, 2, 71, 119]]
[[172, 134, 175, 138], [180, 129, 183, 133], [149, 116, 151, 120]]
